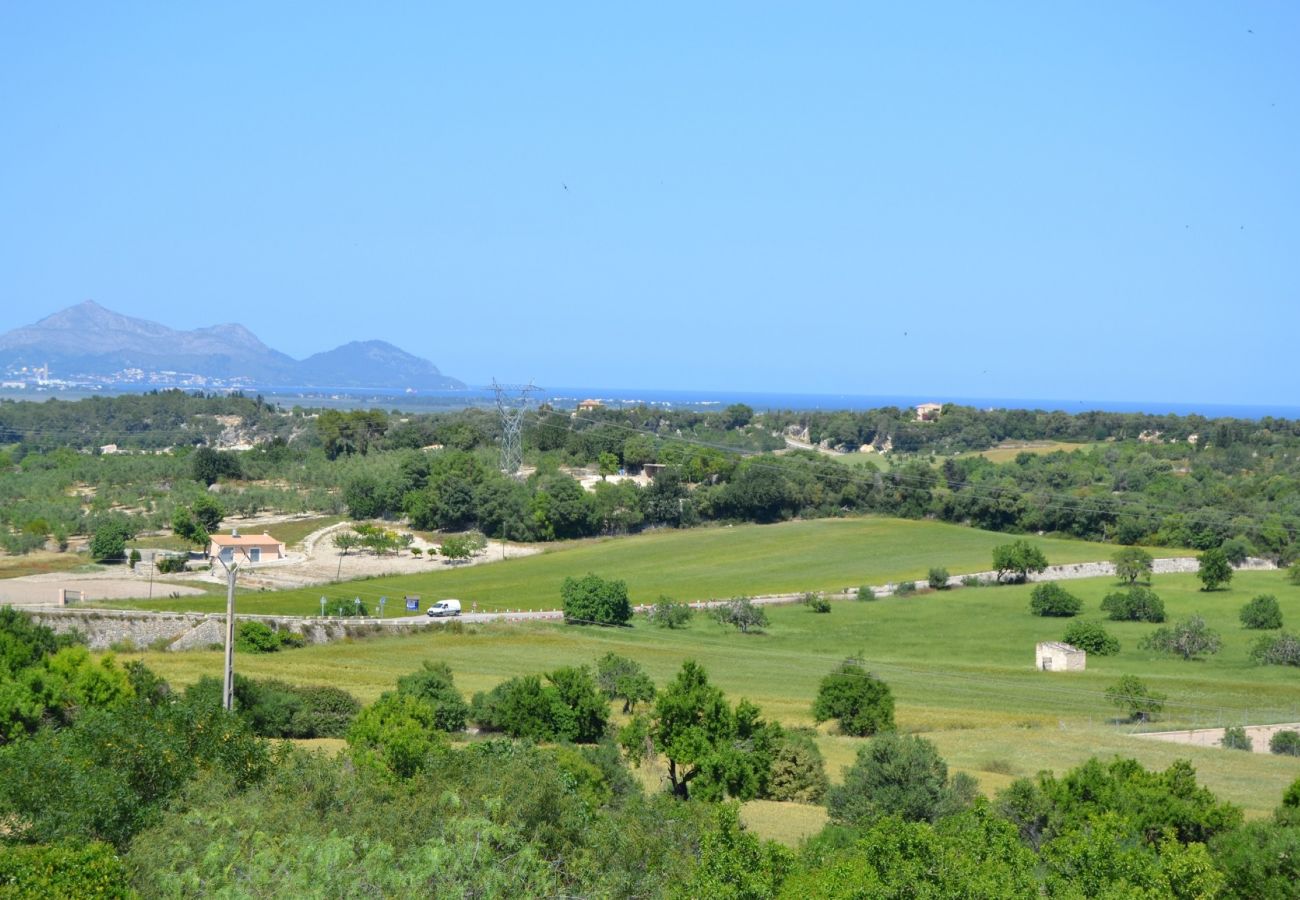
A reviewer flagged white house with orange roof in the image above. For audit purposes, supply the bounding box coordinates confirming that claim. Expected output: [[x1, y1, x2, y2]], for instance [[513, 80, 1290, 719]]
[[208, 529, 286, 564]]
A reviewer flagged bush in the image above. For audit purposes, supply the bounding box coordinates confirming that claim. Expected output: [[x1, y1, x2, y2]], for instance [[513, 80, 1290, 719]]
[[395, 661, 470, 732], [856, 585, 876, 601], [562, 573, 632, 627], [1140, 615, 1223, 660], [894, 581, 917, 597], [1220, 537, 1252, 566], [1269, 730, 1300, 757], [471, 667, 609, 744], [0, 842, 131, 898], [827, 733, 973, 826], [1100, 586, 1166, 622], [812, 658, 894, 736], [1240, 594, 1283, 630], [763, 729, 829, 803], [648, 596, 693, 628], [711, 597, 769, 633], [235, 621, 304, 653], [155, 554, 188, 574], [89, 522, 129, 562], [288, 684, 362, 738], [960, 575, 983, 588], [1105, 674, 1166, 722], [1029, 583, 1082, 617], [1250, 631, 1300, 666], [927, 567, 950, 590], [128, 548, 141, 567], [1061, 620, 1119, 655], [1288, 563, 1300, 586], [803, 592, 832, 613], [1220, 725, 1253, 751], [324, 597, 369, 617]]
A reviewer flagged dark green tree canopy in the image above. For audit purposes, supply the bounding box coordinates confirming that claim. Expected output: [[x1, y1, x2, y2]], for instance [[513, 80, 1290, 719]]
[[562, 573, 632, 626], [812, 658, 895, 736]]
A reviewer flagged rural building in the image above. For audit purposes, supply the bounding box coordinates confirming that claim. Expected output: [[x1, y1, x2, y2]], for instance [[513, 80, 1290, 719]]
[[208, 530, 286, 565], [1035, 641, 1086, 672], [577, 399, 604, 411], [915, 402, 943, 422]]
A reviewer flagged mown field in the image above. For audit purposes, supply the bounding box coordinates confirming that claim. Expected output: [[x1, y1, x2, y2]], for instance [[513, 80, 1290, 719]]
[[106, 517, 1126, 615], [122, 568, 1300, 829]]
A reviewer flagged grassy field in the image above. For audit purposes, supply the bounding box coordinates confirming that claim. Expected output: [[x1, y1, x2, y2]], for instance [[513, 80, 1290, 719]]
[[122, 568, 1300, 825], [0, 551, 99, 580], [960, 440, 1095, 463], [104, 517, 1125, 615]]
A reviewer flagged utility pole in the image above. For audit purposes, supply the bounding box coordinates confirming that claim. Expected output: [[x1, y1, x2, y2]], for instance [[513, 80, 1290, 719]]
[[216, 557, 238, 711]]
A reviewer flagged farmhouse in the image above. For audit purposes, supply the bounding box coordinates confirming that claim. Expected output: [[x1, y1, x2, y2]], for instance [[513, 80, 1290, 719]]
[[577, 398, 604, 412], [208, 530, 286, 564], [915, 402, 943, 422], [1036, 641, 1086, 672]]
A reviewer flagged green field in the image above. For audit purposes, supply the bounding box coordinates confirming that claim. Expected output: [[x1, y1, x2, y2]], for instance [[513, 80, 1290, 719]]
[[122, 568, 1300, 821], [105, 517, 1127, 615]]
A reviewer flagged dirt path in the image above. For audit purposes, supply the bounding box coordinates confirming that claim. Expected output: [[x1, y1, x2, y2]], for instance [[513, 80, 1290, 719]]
[[1135, 722, 1300, 754]]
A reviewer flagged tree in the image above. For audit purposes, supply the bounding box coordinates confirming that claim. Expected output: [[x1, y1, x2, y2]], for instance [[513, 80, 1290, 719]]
[[598, 452, 620, 480], [171, 509, 208, 550], [1061, 620, 1120, 655], [191, 446, 241, 485], [1197, 548, 1233, 591], [191, 495, 225, 533], [992, 540, 1048, 583], [347, 692, 447, 778], [1029, 582, 1082, 617], [333, 531, 360, 555], [562, 573, 632, 626], [1140, 615, 1223, 660], [89, 521, 129, 562], [1100, 586, 1166, 622], [595, 653, 655, 713], [1240, 594, 1283, 630], [395, 661, 470, 732], [764, 730, 829, 803], [620, 660, 779, 801], [1220, 537, 1252, 566], [438, 534, 473, 563], [1106, 674, 1166, 721], [827, 733, 975, 826], [720, 403, 754, 429], [647, 596, 693, 628], [812, 658, 895, 736], [712, 597, 769, 634], [1112, 546, 1154, 584], [621, 433, 657, 468]]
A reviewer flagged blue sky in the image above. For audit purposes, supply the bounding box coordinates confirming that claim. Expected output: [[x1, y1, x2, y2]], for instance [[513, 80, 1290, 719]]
[[1, 3, 1296, 403]]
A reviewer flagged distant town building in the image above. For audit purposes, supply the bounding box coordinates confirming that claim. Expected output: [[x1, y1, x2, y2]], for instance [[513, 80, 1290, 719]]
[[99, 443, 121, 455], [208, 530, 286, 565], [577, 399, 604, 412], [1035, 641, 1086, 672], [915, 402, 943, 422]]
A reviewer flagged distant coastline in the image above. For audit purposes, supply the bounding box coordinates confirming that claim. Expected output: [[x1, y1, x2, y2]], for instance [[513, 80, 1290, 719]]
[[2, 381, 1297, 421]]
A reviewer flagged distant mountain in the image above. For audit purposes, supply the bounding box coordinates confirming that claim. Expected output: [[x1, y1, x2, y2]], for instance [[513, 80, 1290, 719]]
[[0, 301, 465, 390]]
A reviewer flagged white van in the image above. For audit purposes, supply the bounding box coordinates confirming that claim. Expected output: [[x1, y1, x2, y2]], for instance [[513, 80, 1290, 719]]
[[426, 598, 462, 618]]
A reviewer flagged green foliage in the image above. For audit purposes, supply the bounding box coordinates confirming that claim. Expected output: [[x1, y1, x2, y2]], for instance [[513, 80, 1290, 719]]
[[1140, 615, 1223, 660], [89, 520, 129, 562], [1240, 594, 1283, 629], [395, 661, 470, 732], [170, 507, 208, 548], [826, 732, 975, 826], [621, 660, 779, 801], [711, 597, 769, 633], [561, 573, 632, 626], [1270, 730, 1300, 757], [0, 842, 131, 899], [1288, 563, 1300, 586], [1112, 545, 1155, 584], [594, 653, 655, 714], [190, 494, 225, 532], [1029, 582, 1082, 617], [1106, 674, 1167, 721], [128, 547, 141, 567], [1210, 820, 1300, 900], [1249, 630, 1300, 666], [1061, 619, 1120, 655], [235, 620, 304, 653], [1220, 725, 1253, 751], [802, 591, 832, 613], [347, 692, 448, 778], [992, 539, 1048, 583], [324, 596, 369, 617], [184, 675, 360, 739], [471, 667, 609, 743], [676, 803, 793, 900], [0, 607, 67, 677], [648, 595, 693, 628], [438, 533, 473, 562], [763, 729, 829, 804], [1101, 585, 1166, 622], [894, 580, 917, 597], [155, 553, 187, 574], [1198, 547, 1233, 591], [927, 566, 950, 590], [855, 584, 875, 601], [812, 658, 894, 736], [191, 445, 242, 484]]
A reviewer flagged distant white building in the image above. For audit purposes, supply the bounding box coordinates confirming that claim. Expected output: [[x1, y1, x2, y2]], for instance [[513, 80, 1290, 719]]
[[1036, 641, 1086, 672], [915, 402, 943, 422]]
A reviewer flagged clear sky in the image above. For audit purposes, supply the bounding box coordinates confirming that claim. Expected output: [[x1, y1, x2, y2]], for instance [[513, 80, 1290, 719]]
[[1, 3, 1296, 403]]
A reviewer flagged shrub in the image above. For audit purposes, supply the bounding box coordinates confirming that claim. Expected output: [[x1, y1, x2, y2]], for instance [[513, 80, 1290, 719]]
[[960, 575, 983, 588], [128, 548, 141, 567], [562, 573, 632, 626], [1220, 537, 1252, 566], [1061, 620, 1119, 655], [894, 581, 917, 597], [711, 597, 769, 633], [1140, 615, 1223, 660], [1269, 730, 1300, 757], [1240, 594, 1283, 630], [1288, 563, 1300, 586], [1220, 725, 1253, 751], [813, 658, 894, 736], [235, 621, 304, 653], [827, 733, 974, 826], [1100, 586, 1166, 622], [288, 685, 361, 738], [324, 597, 369, 617], [1250, 631, 1300, 666], [0, 842, 131, 898], [347, 692, 448, 778], [856, 585, 876, 601], [155, 554, 188, 574], [648, 596, 693, 628], [395, 661, 470, 732], [927, 567, 950, 590], [89, 521, 130, 562], [763, 729, 829, 803], [1029, 583, 1081, 617], [803, 592, 832, 613], [471, 667, 609, 744], [1105, 674, 1166, 722]]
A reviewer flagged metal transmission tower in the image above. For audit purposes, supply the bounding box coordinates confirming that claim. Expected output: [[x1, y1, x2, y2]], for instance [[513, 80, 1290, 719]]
[[491, 379, 542, 475]]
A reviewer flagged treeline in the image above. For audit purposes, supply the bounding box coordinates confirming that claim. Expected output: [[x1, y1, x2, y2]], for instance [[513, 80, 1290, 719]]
[[1, 609, 1297, 896]]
